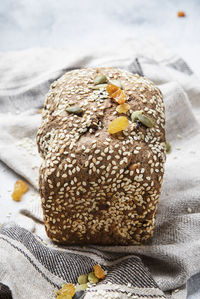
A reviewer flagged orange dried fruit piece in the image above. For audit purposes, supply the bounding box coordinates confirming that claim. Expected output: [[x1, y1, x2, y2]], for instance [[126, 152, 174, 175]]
[[108, 116, 129, 134], [106, 83, 119, 96], [56, 283, 75, 298], [93, 264, 105, 279], [106, 84, 126, 104], [111, 89, 126, 104], [12, 180, 29, 202], [177, 11, 185, 17], [116, 103, 130, 114]]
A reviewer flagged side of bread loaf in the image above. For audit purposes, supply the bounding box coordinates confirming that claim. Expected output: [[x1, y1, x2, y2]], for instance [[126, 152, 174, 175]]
[[37, 67, 166, 245]]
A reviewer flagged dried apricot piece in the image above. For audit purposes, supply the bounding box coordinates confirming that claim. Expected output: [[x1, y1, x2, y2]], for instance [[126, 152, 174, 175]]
[[108, 116, 129, 134], [111, 89, 126, 104], [12, 180, 29, 202], [93, 264, 105, 279], [116, 103, 130, 114], [106, 84, 119, 96], [56, 283, 75, 297], [109, 80, 122, 89], [177, 11, 185, 17], [106, 84, 126, 104]]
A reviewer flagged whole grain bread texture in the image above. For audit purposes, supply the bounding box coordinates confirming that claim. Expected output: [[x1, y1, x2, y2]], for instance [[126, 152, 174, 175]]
[[37, 67, 166, 245]]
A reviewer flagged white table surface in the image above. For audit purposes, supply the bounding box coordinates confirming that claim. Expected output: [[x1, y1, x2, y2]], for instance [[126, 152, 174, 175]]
[[0, 0, 200, 298]]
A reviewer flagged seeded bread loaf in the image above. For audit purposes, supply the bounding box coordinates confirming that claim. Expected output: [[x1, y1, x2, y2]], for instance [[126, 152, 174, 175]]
[[37, 67, 166, 245]]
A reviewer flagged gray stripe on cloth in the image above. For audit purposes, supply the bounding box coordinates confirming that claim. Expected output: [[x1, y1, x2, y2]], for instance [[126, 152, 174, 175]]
[[0, 223, 165, 299], [167, 58, 193, 76]]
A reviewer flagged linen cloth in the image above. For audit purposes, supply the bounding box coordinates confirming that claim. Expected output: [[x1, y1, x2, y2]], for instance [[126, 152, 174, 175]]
[[0, 38, 200, 299]]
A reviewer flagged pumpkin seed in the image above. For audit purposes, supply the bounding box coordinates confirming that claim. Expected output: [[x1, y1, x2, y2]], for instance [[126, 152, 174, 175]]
[[76, 283, 88, 292], [94, 75, 107, 85], [66, 105, 83, 115], [110, 80, 122, 89], [88, 272, 99, 284], [131, 110, 142, 122], [166, 141, 171, 153], [78, 274, 88, 285], [91, 84, 108, 90], [137, 114, 154, 128]]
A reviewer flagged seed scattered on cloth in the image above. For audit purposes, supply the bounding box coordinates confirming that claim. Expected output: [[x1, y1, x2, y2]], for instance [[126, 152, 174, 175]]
[[93, 264, 105, 279], [166, 141, 172, 154], [88, 271, 99, 284], [177, 11, 186, 17], [12, 180, 29, 202], [55, 264, 106, 298], [78, 274, 88, 285]]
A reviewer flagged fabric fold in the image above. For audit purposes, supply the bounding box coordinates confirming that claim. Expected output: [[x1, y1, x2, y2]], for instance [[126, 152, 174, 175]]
[[0, 223, 166, 299], [0, 38, 200, 298]]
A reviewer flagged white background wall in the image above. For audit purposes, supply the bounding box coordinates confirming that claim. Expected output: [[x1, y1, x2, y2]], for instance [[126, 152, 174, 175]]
[[1, 0, 200, 76]]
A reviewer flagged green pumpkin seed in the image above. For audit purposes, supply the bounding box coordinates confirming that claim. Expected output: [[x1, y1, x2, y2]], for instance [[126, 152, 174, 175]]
[[94, 75, 107, 85], [131, 110, 142, 122], [78, 274, 88, 285], [88, 272, 99, 284], [110, 80, 122, 89], [137, 114, 154, 128], [91, 84, 108, 90], [76, 283, 88, 292], [166, 141, 171, 153], [66, 105, 83, 115]]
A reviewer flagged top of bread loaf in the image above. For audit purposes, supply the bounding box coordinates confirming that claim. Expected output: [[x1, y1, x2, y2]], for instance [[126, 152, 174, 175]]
[[37, 68, 166, 245]]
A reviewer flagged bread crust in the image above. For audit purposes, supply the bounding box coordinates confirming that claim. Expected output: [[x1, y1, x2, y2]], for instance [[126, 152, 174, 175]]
[[37, 67, 166, 245]]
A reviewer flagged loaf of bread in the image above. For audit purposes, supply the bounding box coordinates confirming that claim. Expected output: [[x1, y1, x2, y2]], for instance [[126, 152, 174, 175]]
[[37, 67, 166, 245]]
